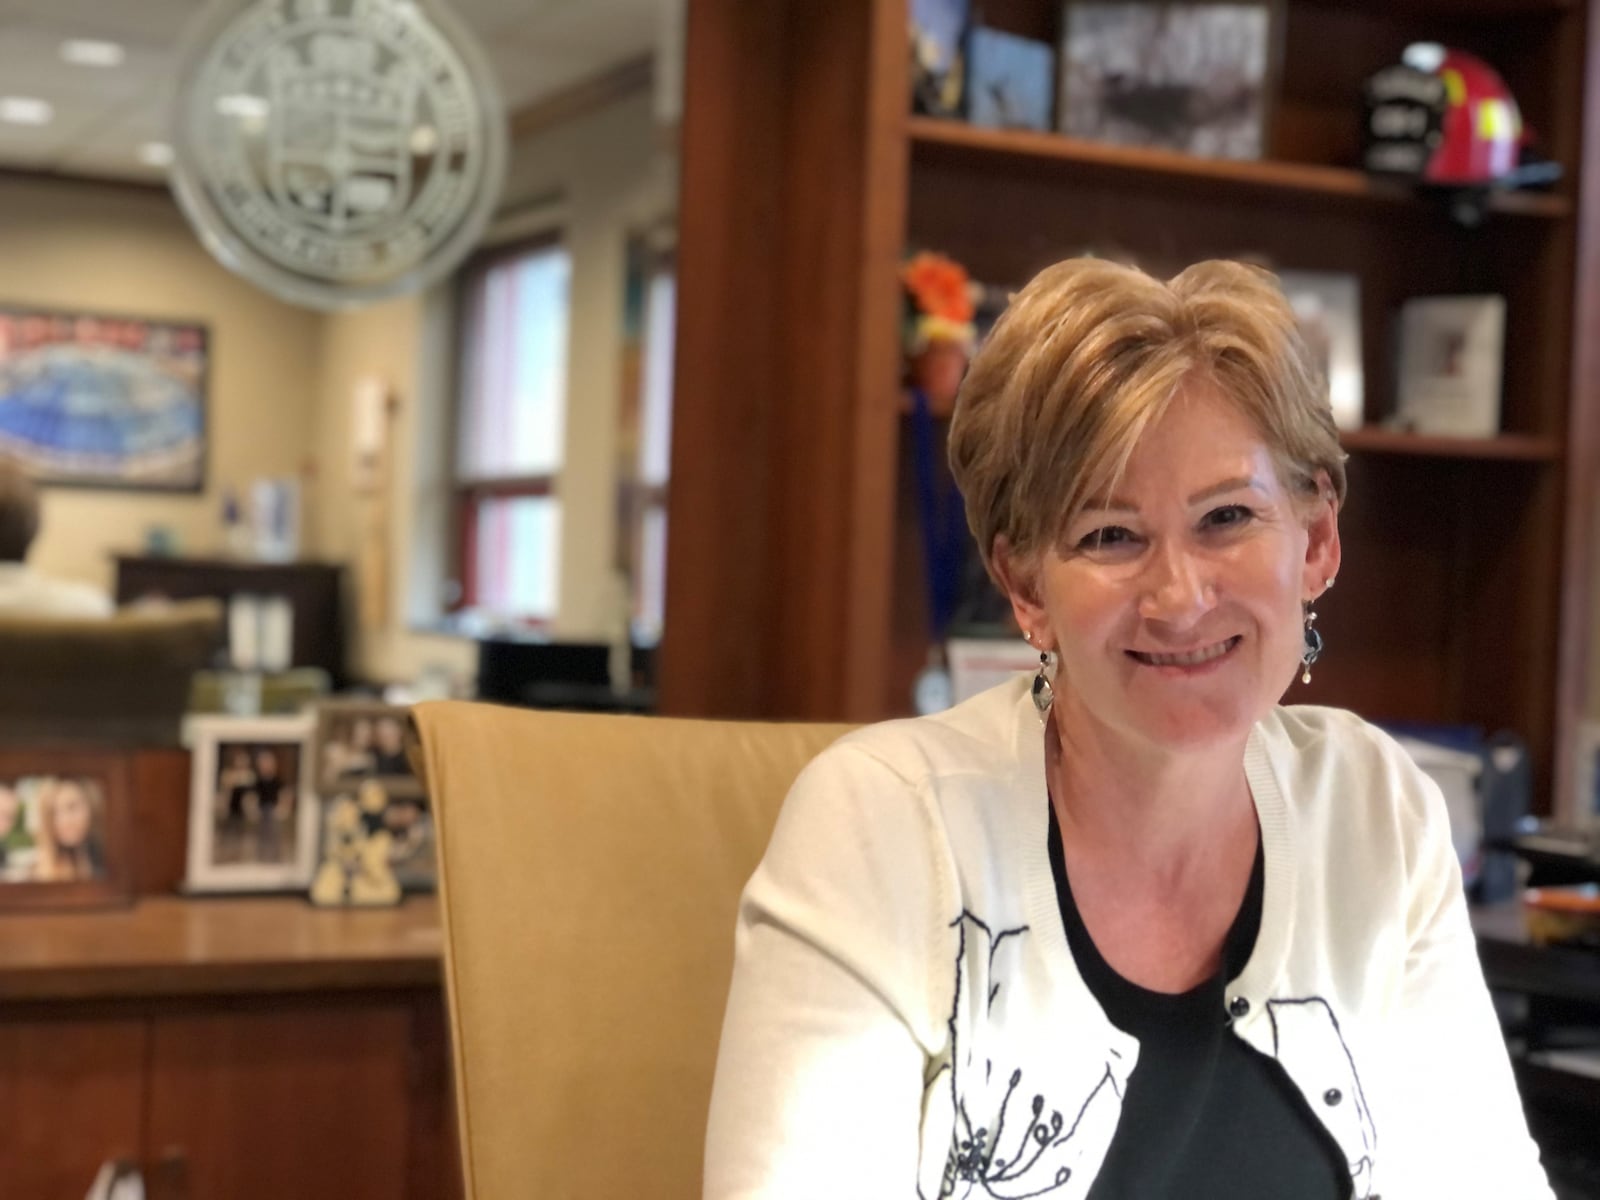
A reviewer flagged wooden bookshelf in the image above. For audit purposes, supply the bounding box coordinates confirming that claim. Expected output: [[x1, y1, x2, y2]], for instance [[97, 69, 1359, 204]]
[[667, 0, 1600, 819]]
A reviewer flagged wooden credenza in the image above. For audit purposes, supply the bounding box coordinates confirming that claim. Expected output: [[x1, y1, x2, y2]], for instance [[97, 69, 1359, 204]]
[[0, 897, 461, 1200], [113, 555, 347, 686]]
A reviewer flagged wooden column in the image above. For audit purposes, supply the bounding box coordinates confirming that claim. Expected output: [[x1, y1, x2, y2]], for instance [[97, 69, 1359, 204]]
[[659, 0, 908, 721], [1554, 0, 1600, 822]]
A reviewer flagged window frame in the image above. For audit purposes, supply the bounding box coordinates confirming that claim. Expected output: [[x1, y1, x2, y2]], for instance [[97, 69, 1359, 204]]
[[620, 243, 676, 646], [449, 230, 570, 621]]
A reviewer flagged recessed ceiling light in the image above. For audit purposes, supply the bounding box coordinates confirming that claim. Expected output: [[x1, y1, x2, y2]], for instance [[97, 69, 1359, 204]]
[[215, 94, 270, 121], [0, 97, 53, 126], [139, 141, 174, 168], [61, 39, 126, 68]]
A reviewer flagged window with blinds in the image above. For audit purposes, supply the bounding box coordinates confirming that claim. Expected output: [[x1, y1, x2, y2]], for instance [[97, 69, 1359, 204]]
[[631, 264, 675, 645], [453, 236, 571, 623]]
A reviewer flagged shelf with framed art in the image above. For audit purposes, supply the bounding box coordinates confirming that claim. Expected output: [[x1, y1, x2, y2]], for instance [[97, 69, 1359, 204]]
[[664, 0, 1600, 818], [908, 116, 1575, 219]]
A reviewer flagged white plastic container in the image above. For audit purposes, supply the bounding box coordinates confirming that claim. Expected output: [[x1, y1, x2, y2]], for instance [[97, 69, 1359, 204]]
[[1395, 735, 1484, 883]]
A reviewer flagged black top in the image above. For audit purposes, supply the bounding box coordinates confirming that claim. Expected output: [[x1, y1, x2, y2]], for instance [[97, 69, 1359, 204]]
[[1047, 811, 1350, 1200]]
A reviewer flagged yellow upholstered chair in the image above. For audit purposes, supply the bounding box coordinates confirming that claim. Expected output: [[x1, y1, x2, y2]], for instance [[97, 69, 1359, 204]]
[[408, 700, 852, 1200]]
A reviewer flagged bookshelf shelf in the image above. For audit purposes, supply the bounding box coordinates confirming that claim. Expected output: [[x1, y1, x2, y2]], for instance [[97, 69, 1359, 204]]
[[1339, 428, 1563, 461], [909, 118, 1572, 221]]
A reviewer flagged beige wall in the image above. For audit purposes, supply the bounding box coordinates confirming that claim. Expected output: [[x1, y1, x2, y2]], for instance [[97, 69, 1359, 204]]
[[0, 84, 674, 687], [309, 290, 478, 686], [0, 177, 321, 593], [313, 84, 675, 682]]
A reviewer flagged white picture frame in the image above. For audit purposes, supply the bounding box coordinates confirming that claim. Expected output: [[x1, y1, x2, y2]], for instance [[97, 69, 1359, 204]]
[[1396, 294, 1506, 438], [183, 713, 318, 893], [1277, 270, 1364, 432]]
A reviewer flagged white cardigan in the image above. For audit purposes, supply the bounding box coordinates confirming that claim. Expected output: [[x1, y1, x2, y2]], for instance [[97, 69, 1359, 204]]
[[705, 677, 1552, 1199]]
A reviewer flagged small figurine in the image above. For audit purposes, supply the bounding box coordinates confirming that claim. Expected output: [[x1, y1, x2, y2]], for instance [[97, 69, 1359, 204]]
[[901, 251, 978, 413]]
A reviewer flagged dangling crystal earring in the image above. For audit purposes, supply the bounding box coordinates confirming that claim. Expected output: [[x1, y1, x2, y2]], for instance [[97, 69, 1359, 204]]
[[1300, 605, 1323, 685], [1032, 650, 1056, 719]]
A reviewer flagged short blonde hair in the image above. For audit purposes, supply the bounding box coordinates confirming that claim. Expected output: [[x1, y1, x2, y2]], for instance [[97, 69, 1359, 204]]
[[948, 257, 1347, 578]]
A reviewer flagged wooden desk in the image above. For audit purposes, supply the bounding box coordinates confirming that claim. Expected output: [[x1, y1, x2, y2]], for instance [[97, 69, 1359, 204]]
[[0, 895, 443, 1001], [1473, 902, 1600, 1010], [0, 897, 459, 1200], [1473, 903, 1600, 1198]]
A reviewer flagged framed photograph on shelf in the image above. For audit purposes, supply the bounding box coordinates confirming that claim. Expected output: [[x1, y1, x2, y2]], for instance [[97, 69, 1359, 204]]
[[910, 0, 970, 118], [1277, 271, 1364, 431], [1395, 295, 1506, 438], [967, 26, 1056, 131], [0, 305, 207, 491], [183, 713, 318, 893], [1058, 1, 1279, 159], [0, 748, 134, 911], [309, 700, 434, 904], [311, 700, 418, 793]]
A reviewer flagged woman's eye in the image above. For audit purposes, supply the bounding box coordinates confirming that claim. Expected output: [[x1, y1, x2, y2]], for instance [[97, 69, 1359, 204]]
[[1204, 505, 1255, 530], [1077, 525, 1137, 551]]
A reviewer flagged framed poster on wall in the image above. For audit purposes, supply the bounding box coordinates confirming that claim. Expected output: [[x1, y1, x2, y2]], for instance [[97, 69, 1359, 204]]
[[0, 305, 207, 491]]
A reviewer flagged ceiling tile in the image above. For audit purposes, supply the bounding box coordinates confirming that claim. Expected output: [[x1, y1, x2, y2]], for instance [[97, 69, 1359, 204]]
[[53, 93, 169, 178], [0, 27, 166, 104], [0, 0, 202, 45], [449, 0, 570, 40], [0, 0, 674, 181]]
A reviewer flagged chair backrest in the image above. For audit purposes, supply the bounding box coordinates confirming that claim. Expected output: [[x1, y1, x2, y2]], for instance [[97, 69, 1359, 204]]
[[0, 600, 222, 745], [408, 700, 852, 1200]]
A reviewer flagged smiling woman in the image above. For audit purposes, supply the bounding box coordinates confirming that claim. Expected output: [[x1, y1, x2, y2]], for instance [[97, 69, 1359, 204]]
[[705, 257, 1554, 1200], [1002, 380, 1339, 757]]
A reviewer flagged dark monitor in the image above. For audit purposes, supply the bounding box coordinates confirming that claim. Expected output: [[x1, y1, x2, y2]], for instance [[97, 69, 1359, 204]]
[[475, 638, 652, 713]]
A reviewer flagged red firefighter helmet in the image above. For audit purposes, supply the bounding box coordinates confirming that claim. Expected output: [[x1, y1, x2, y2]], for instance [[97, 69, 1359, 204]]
[[1406, 43, 1522, 185]]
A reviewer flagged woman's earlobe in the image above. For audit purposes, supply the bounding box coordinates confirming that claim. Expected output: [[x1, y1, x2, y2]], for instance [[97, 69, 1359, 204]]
[[992, 537, 1047, 631]]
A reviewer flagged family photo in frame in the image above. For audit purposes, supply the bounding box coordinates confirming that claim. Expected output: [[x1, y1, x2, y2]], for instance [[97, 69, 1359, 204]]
[[183, 713, 318, 893], [314, 700, 418, 791], [0, 748, 133, 910], [309, 701, 436, 906]]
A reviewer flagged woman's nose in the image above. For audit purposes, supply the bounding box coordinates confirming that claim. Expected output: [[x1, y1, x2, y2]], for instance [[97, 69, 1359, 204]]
[[1138, 543, 1215, 626]]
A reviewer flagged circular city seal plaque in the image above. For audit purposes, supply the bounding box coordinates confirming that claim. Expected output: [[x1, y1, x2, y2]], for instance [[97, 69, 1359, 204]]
[[170, 0, 507, 310]]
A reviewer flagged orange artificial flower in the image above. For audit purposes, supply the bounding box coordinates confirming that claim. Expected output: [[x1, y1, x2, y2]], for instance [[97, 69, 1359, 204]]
[[902, 252, 975, 324]]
